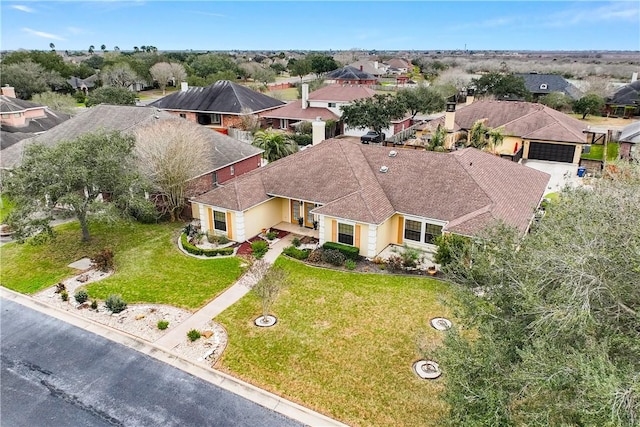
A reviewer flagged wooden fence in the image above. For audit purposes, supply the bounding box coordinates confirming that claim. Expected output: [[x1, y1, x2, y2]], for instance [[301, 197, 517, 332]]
[[387, 122, 423, 144]]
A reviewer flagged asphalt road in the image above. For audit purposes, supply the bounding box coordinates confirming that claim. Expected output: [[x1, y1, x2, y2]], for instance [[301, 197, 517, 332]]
[[1, 298, 302, 427]]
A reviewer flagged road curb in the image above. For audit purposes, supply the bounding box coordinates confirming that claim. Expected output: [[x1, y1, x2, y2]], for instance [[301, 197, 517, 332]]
[[0, 287, 348, 427]]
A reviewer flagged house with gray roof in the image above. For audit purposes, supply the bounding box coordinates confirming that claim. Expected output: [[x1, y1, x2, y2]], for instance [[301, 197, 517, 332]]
[[325, 66, 378, 85], [515, 73, 583, 100], [618, 120, 640, 161], [1, 105, 264, 198], [1, 89, 72, 150], [190, 138, 549, 257], [606, 80, 640, 118], [149, 80, 285, 133]]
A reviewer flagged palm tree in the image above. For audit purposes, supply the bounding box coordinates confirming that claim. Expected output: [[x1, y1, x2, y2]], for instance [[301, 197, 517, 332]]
[[487, 127, 505, 154], [101, 44, 106, 52], [425, 125, 448, 152], [49, 42, 55, 51], [88, 45, 95, 55], [252, 128, 298, 163], [113, 46, 120, 52], [467, 120, 490, 150], [133, 46, 139, 53]]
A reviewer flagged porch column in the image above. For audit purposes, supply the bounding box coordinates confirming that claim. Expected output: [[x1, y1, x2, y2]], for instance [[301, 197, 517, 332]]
[[318, 215, 326, 246], [198, 204, 208, 233], [367, 224, 377, 258], [235, 211, 246, 242]]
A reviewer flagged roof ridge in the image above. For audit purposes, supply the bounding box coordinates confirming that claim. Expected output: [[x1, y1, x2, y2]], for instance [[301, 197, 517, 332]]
[[499, 102, 543, 128], [538, 106, 586, 141]]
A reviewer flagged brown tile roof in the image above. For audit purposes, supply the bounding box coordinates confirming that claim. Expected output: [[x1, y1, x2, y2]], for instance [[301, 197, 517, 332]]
[[308, 85, 376, 102], [192, 138, 549, 237], [437, 100, 587, 144], [260, 100, 339, 121]]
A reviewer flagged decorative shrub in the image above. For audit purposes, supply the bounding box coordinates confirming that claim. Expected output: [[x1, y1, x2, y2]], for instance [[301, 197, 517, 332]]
[[92, 249, 114, 272], [251, 240, 269, 259], [90, 300, 98, 310], [60, 290, 69, 301], [290, 134, 313, 146], [322, 248, 346, 266], [345, 259, 356, 270], [372, 256, 385, 265], [434, 234, 471, 266], [266, 231, 278, 240], [400, 244, 422, 268], [105, 294, 127, 314], [386, 255, 404, 272], [187, 329, 201, 341], [206, 232, 230, 245], [283, 245, 310, 260], [307, 248, 323, 263], [292, 237, 301, 247], [55, 283, 66, 293], [322, 242, 360, 261], [157, 320, 169, 330], [74, 289, 88, 304], [181, 233, 234, 257]]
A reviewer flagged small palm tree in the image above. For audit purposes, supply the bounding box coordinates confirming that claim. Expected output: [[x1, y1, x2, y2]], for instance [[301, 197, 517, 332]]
[[425, 125, 448, 152], [467, 120, 490, 150], [88, 45, 95, 55], [113, 46, 120, 52], [49, 42, 55, 51], [101, 44, 106, 52], [487, 127, 505, 154], [252, 128, 298, 163]]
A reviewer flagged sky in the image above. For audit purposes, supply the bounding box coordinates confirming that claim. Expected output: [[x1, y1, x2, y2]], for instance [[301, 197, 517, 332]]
[[1, 1, 639, 52]]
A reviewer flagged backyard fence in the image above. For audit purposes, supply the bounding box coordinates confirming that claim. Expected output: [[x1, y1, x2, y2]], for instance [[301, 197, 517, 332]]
[[227, 128, 254, 144]]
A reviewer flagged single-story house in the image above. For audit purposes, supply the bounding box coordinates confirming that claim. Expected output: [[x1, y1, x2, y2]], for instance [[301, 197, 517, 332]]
[[325, 66, 378, 85], [1, 105, 264, 199], [618, 120, 640, 161], [605, 80, 640, 118], [67, 74, 99, 93], [190, 138, 550, 258], [1, 87, 72, 150], [515, 73, 583, 100], [149, 80, 285, 134], [425, 100, 588, 163], [347, 60, 389, 77]]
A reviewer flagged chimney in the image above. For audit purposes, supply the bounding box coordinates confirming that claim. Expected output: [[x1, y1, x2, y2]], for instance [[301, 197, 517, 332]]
[[312, 117, 326, 145], [1, 85, 16, 98], [632, 72, 638, 83], [301, 83, 309, 110], [374, 61, 378, 69], [359, 65, 363, 71], [444, 101, 456, 131], [465, 88, 475, 106], [180, 82, 188, 91]]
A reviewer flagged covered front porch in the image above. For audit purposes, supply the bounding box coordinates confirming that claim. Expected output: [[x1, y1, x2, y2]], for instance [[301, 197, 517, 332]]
[[272, 221, 319, 239]]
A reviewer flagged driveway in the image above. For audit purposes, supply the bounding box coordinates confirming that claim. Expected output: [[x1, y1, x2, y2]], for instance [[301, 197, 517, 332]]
[[1, 298, 303, 427], [522, 160, 581, 196]]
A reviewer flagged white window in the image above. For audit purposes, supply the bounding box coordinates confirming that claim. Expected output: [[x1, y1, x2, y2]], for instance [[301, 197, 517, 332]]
[[213, 210, 227, 232], [328, 102, 336, 108], [280, 119, 287, 129], [338, 223, 354, 246], [404, 218, 443, 245], [230, 165, 235, 176]]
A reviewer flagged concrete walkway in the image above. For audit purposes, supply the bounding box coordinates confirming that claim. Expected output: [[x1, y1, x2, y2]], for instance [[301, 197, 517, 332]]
[[154, 234, 296, 350], [0, 287, 346, 427]]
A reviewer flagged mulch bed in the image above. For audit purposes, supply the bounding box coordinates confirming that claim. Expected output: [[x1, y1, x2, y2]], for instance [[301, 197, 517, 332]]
[[234, 229, 290, 257]]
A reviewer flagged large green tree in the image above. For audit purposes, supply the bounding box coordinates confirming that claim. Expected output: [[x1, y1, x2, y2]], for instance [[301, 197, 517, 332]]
[[397, 86, 446, 119], [31, 91, 77, 115], [4, 130, 141, 242], [252, 129, 298, 163], [288, 58, 312, 82], [340, 94, 406, 136], [539, 91, 573, 112], [436, 162, 640, 426], [0, 61, 66, 99], [307, 54, 339, 77], [573, 93, 605, 119], [86, 86, 137, 107], [472, 72, 530, 100]]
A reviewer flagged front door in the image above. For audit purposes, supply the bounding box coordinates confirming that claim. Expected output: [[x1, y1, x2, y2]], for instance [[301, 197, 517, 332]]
[[304, 202, 315, 228]]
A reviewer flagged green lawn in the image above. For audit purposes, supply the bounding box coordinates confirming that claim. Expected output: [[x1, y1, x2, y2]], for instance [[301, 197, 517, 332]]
[[0, 220, 244, 309], [581, 142, 619, 161], [216, 257, 451, 427], [0, 194, 15, 222], [270, 87, 298, 101]]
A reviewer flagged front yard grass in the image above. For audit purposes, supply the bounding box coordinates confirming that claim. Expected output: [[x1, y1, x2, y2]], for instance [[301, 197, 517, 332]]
[[0, 194, 15, 222], [581, 142, 619, 161], [0, 220, 244, 310], [216, 257, 451, 427]]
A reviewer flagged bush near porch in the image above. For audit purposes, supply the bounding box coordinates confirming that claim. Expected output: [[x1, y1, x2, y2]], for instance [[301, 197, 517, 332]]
[[0, 220, 244, 309], [216, 257, 452, 427]]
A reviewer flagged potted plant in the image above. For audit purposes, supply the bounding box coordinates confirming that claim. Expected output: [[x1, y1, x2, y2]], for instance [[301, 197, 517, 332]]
[[312, 220, 318, 230], [297, 217, 304, 227], [427, 265, 437, 276]]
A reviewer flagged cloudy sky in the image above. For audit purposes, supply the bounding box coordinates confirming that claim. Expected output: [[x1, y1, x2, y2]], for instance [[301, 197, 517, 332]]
[[2, 1, 639, 51]]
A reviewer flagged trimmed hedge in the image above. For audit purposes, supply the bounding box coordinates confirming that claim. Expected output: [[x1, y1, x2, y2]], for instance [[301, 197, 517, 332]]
[[181, 233, 235, 257], [290, 134, 313, 146], [283, 245, 310, 260], [323, 242, 360, 260]]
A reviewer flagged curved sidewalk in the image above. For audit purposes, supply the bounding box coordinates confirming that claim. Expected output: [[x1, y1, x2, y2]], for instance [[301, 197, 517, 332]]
[[1, 286, 347, 427], [154, 234, 295, 350]]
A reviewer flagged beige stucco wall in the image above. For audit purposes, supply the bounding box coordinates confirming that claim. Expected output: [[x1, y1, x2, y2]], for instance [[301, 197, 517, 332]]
[[495, 136, 523, 155], [376, 214, 401, 254], [322, 217, 372, 257], [243, 198, 286, 238]]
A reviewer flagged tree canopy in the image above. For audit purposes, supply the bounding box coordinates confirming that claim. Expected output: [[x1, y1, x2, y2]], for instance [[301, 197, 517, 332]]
[[252, 129, 298, 163], [288, 58, 312, 82], [436, 162, 640, 426], [31, 91, 77, 115], [472, 72, 531, 100], [3, 130, 141, 242], [86, 86, 137, 107], [0, 61, 66, 99], [340, 94, 407, 135], [396, 86, 446, 119], [573, 93, 605, 119], [307, 54, 339, 77]]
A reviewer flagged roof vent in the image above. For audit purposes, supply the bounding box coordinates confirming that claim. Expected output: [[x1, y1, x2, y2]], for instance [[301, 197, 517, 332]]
[[379, 166, 389, 173], [388, 150, 397, 157], [540, 83, 548, 90]]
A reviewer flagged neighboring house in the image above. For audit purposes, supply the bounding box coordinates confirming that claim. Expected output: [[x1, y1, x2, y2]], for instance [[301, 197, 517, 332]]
[[347, 60, 389, 77], [149, 80, 285, 134], [190, 138, 549, 258], [618, 120, 640, 161], [67, 74, 99, 93], [325, 66, 378, 85], [605, 80, 640, 118], [1, 88, 71, 150], [1, 105, 264, 200], [261, 84, 376, 133], [384, 58, 412, 75], [515, 73, 583, 100], [426, 100, 588, 163]]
